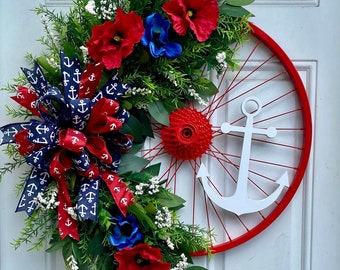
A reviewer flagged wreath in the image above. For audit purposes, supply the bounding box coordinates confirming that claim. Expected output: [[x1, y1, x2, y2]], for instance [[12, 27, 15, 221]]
[[0, 0, 254, 269]]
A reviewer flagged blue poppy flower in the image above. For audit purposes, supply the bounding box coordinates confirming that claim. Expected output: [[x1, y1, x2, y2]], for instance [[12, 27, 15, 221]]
[[141, 13, 182, 59], [109, 214, 143, 250]]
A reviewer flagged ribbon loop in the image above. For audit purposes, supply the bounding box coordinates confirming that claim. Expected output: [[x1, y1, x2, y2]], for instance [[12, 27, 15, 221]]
[[59, 128, 87, 154]]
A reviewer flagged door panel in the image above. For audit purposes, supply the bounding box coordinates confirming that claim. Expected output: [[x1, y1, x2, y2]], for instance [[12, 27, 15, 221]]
[[1, 0, 339, 269]]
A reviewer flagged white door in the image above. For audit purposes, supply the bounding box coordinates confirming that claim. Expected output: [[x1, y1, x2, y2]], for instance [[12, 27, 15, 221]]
[[0, 0, 339, 269]]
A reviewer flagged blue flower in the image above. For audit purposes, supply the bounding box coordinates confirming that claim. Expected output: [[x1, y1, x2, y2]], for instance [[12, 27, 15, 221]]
[[141, 13, 182, 59], [109, 214, 144, 250]]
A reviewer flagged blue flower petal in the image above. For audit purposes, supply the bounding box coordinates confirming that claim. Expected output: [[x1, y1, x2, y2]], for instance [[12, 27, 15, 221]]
[[142, 13, 182, 59], [149, 42, 166, 58], [165, 42, 183, 59]]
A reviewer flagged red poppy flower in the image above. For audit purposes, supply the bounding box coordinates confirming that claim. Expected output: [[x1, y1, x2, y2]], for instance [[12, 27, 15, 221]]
[[162, 0, 219, 42], [114, 243, 171, 270], [86, 8, 145, 70]]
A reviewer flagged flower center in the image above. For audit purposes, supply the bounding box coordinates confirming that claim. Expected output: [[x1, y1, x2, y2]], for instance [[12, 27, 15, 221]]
[[135, 254, 150, 266], [112, 35, 122, 44], [120, 223, 133, 236], [160, 107, 213, 161], [187, 9, 194, 18]]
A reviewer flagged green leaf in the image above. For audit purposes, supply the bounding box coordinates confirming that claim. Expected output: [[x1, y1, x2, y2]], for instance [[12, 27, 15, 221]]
[[46, 238, 69, 253], [129, 203, 157, 230], [120, 115, 145, 143], [196, 77, 217, 97], [135, 109, 154, 138], [36, 56, 59, 75], [225, 0, 255, 6], [219, 4, 252, 17], [88, 231, 105, 255], [148, 101, 170, 126], [127, 142, 145, 155], [97, 255, 113, 270], [142, 163, 161, 177], [119, 154, 149, 174], [187, 266, 208, 270], [156, 189, 186, 209]]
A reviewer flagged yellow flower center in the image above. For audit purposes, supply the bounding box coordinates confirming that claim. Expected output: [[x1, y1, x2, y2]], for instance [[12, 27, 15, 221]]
[[187, 10, 194, 18], [113, 35, 122, 44]]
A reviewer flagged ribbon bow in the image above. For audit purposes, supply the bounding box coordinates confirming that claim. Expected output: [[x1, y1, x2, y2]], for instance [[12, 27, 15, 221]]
[[0, 52, 135, 240]]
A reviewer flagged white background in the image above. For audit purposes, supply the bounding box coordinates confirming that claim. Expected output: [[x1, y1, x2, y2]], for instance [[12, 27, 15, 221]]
[[1, 0, 340, 269]]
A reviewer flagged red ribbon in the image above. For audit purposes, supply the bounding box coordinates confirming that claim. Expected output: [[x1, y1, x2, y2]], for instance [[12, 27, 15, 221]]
[[14, 129, 42, 156], [78, 62, 104, 99], [11, 86, 40, 117], [100, 170, 135, 216], [50, 149, 79, 240], [56, 175, 80, 241], [48, 128, 135, 239], [85, 98, 122, 133]]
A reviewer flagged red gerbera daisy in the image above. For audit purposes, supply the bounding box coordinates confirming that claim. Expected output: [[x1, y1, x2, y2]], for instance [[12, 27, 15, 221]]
[[162, 0, 219, 42], [86, 8, 145, 70], [114, 243, 171, 270]]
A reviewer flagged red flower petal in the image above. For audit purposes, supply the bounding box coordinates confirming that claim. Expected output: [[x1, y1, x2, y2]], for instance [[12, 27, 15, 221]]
[[162, 0, 189, 36], [114, 243, 171, 270], [86, 8, 145, 70], [163, 0, 219, 42]]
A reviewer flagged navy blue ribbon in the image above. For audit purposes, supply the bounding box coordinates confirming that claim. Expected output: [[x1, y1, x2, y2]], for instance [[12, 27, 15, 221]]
[[0, 123, 30, 145], [60, 51, 82, 102], [77, 177, 100, 222], [16, 167, 52, 216], [21, 64, 48, 96]]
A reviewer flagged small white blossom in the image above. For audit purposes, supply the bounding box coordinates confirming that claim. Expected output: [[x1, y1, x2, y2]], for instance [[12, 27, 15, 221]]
[[134, 182, 149, 195], [80, 45, 90, 64], [96, 0, 117, 20], [155, 206, 172, 228], [171, 253, 189, 270], [216, 51, 226, 63], [67, 255, 79, 270], [126, 87, 152, 96], [35, 188, 60, 210], [187, 87, 208, 106], [166, 237, 175, 250], [216, 51, 228, 73], [47, 57, 59, 69], [134, 177, 161, 195], [65, 206, 78, 220], [85, 0, 96, 15]]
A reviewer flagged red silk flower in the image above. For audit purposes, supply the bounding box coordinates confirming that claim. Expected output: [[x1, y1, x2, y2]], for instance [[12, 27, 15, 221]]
[[162, 0, 219, 42], [114, 243, 171, 270], [86, 8, 145, 70]]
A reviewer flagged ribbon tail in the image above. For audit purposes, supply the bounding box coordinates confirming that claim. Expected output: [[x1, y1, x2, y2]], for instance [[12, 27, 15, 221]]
[[77, 177, 100, 222], [101, 171, 135, 216], [57, 176, 80, 241], [16, 167, 52, 216], [0, 123, 30, 145]]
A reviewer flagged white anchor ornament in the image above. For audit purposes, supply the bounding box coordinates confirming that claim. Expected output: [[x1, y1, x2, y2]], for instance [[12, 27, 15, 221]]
[[198, 96, 289, 215]]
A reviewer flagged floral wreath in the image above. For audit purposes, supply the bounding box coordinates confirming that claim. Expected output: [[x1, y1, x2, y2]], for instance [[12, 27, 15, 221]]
[[0, 0, 254, 269]]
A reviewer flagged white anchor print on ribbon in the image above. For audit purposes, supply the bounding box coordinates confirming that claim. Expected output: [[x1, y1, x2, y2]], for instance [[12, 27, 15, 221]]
[[198, 96, 289, 215]]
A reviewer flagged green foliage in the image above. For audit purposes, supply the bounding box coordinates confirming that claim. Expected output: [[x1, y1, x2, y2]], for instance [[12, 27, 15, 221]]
[[12, 208, 57, 251]]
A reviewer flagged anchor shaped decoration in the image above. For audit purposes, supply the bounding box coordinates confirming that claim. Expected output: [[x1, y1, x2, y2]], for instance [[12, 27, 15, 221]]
[[197, 96, 289, 215]]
